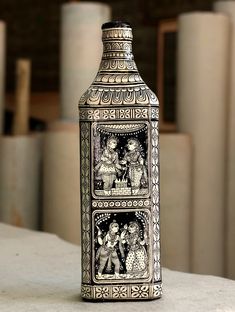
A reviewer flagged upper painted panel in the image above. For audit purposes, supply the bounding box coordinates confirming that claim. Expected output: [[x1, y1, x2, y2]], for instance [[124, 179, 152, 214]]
[[92, 121, 150, 199]]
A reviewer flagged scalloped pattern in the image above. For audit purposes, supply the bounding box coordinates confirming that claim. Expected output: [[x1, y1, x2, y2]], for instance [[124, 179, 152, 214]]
[[79, 85, 159, 106]]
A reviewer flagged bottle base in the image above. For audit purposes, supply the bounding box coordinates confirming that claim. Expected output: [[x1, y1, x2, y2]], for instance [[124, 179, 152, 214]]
[[81, 282, 162, 301]]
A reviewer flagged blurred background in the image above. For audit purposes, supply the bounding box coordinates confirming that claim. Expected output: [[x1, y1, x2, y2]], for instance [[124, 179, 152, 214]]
[[0, 0, 234, 282]]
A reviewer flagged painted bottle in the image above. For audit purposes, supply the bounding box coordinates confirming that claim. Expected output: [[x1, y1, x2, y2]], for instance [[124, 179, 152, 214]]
[[79, 21, 162, 301]]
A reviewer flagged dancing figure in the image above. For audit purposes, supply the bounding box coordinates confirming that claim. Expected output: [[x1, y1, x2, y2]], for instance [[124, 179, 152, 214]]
[[96, 220, 124, 278]]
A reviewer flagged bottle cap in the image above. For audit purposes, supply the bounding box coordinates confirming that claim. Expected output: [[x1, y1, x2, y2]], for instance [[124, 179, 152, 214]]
[[102, 21, 131, 30]]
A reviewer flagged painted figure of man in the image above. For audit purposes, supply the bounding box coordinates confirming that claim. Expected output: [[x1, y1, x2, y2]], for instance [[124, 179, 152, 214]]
[[95, 137, 122, 196], [96, 220, 124, 278]]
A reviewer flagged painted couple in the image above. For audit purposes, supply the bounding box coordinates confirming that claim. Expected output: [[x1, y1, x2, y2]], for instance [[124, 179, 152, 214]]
[[96, 220, 148, 279], [95, 136, 148, 195]]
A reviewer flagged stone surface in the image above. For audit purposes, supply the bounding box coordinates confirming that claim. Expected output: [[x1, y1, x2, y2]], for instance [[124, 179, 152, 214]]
[[0, 223, 235, 311]]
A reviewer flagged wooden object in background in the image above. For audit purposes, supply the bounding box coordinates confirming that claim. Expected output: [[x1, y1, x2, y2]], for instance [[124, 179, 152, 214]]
[[0, 21, 6, 134], [60, 2, 111, 120], [42, 121, 80, 245], [6, 92, 59, 123], [160, 134, 192, 273], [157, 19, 177, 132], [13, 59, 31, 135], [214, 1, 235, 280], [177, 12, 230, 276]]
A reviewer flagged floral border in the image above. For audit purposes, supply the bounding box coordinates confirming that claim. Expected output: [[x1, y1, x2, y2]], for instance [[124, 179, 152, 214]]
[[151, 121, 161, 282], [80, 122, 91, 283], [79, 107, 159, 121], [81, 283, 162, 300]]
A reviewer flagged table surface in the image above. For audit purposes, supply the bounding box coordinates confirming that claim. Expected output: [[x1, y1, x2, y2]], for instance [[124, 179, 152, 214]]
[[0, 223, 235, 312]]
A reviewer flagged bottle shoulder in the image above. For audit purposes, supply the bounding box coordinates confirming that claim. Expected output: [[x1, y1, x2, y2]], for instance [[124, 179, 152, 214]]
[[78, 71, 159, 107]]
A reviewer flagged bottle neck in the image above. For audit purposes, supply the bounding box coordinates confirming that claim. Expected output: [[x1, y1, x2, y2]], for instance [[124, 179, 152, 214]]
[[102, 40, 133, 61], [79, 22, 159, 106], [98, 27, 138, 73]]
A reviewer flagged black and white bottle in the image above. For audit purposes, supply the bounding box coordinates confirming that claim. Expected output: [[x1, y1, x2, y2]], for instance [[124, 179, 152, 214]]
[[79, 21, 162, 301]]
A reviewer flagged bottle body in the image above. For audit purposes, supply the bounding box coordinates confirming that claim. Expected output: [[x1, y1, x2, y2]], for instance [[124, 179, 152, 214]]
[[79, 22, 162, 300]]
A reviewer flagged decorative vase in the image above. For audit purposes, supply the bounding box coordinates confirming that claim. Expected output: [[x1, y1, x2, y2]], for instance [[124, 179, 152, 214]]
[[79, 21, 162, 301]]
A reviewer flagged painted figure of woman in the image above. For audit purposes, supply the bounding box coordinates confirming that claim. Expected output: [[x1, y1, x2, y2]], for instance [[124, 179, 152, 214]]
[[120, 138, 147, 195], [122, 221, 148, 277], [95, 136, 122, 196], [96, 220, 124, 278]]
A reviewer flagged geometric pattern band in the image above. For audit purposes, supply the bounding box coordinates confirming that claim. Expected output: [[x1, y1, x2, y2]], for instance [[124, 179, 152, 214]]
[[79, 106, 159, 121]]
